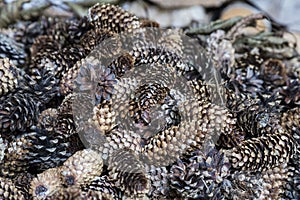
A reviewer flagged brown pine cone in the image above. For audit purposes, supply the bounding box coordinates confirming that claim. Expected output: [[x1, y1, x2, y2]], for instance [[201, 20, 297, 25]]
[[59, 149, 103, 187], [169, 145, 230, 199], [82, 175, 121, 200], [0, 91, 41, 139], [0, 176, 26, 200], [226, 131, 296, 171], [0, 33, 26, 67], [88, 3, 141, 33], [0, 58, 21, 97], [108, 149, 150, 198], [30, 168, 61, 199]]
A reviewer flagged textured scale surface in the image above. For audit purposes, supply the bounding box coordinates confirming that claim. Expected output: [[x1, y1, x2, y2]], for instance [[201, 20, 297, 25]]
[[0, 2, 299, 200]]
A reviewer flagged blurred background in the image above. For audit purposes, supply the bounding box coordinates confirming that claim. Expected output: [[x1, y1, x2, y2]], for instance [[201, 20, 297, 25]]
[[1, 0, 299, 49]]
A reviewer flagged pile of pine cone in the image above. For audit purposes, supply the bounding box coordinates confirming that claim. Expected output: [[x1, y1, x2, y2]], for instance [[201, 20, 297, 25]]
[[0, 1, 299, 200]]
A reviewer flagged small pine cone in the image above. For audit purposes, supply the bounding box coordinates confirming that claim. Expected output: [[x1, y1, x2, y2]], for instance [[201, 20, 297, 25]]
[[0, 176, 26, 200], [216, 128, 246, 149], [88, 3, 141, 33], [260, 164, 289, 199], [60, 149, 103, 187], [67, 16, 92, 43], [37, 108, 58, 131], [45, 186, 82, 200], [30, 168, 61, 200], [223, 163, 288, 199], [14, 16, 61, 51], [284, 160, 300, 199], [260, 58, 287, 87], [108, 53, 135, 78], [28, 18, 79, 58], [0, 33, 26, 66], [94, 128, 142, 161], [13, 172, 34, 198], [0, 91, 41, 139], [92, 101, 116, 134], [224, 86, 257, 112], [237, 103, 280, 137], [26, 127, 83, 172], [278, 80, 300, 106], [30, 35, 62, 59], [280, 107, 300, 133], [128, 83, 169, 126], [1, 125, 82, 176], [142, 101, 206, 166], [73, 59, 117, 105], [46, 186, 111, 200], [0, 134, 32, 177], [226, 131, 296, 171], [60, 52, 115, 96], [79, 28, 116, 56], [37, 108, 84, 154], [58, 94, 75, 115], [146, 165, 170, 198], [141, 102, 231, 166], [38, 108, 79, 138], [29, 45, 85, 81], [82, 175, 121, 199], [56, 114, 78, 139], [222, 170, 266, 199], [169, 146, 230, 199], [20, 68, 59, 105], [0, 58, 21, 97], [108, 149, 150, 197]]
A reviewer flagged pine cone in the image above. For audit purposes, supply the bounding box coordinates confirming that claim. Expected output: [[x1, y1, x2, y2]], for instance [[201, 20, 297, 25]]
[[0, 176, 26, 200], [146, 165, 170, 198], [284, 159, 300, 199], [67, 16, 92, 43], [1, 122, 83, 176], [46, 186, 114, 200], [227, 131, 296, 171], [0, 33, 26, 67], [91, 100, 116, 134], [236, 102, 280, 137], [278, 80, 300, 107], [82, 175, 121, 200], [29, 46, 85, 81], [88, 128, 142, 161], [30, 168, 61, 199], [108, 149, 150, 197], [0, 91, 41, 139], [0, 58, 21, 97], [169, 146, 230, 199], [59, 149, 103, 187], [13, 17, 62, 53], [20, 68, 59, 105], [12, 172, 34, 199], [260, 58, 287, 87], [0, 134, 32, 177], [88, 3, 141, 33], [222, 164, 289, 199], [72, 60, 117, 105], [57, 94, 75, 115]]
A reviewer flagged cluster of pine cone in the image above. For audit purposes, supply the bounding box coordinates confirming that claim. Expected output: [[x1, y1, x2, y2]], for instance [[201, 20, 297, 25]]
[[0, 2, 299, 200]]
